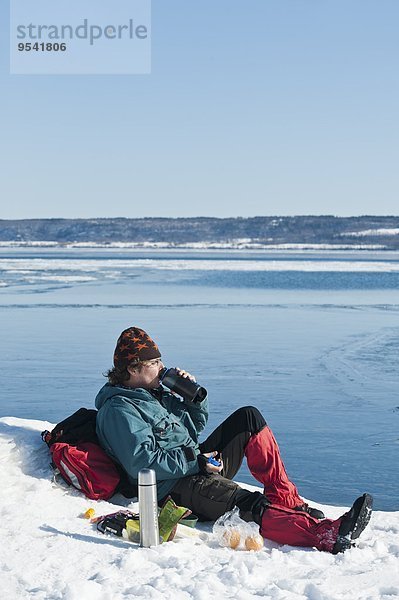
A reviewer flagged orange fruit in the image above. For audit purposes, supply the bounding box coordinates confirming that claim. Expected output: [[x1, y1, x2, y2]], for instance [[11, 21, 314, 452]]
[[245, 534, 264, 551]]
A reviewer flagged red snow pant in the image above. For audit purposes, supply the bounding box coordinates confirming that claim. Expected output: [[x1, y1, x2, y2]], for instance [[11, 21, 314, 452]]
[[259, 505, 339, 552], [244, 423, 340, 552], [170, 406, 340, 552], [244, 423, 303, 508]]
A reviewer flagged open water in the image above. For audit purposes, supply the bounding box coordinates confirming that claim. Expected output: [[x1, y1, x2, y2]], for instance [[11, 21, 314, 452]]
[[1, 247, 398, 510]]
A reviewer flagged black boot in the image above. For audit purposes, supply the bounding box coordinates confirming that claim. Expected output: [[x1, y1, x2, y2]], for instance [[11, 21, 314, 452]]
[[294, 503, 325, 520], [332, 493, 373, 554]]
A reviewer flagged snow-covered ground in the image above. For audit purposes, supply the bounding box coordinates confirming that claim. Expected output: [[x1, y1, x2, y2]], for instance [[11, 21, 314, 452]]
[[1, 417, 398, 600]]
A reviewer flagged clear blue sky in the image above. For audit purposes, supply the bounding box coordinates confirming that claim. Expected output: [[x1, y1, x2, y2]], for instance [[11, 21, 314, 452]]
[[1, 1, 398, 218]]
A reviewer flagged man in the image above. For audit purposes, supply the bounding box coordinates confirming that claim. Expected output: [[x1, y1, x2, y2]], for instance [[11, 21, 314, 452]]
[[95, 326, 373, 554]]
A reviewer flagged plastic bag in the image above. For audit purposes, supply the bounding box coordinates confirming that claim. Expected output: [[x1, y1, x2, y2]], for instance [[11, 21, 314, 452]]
[[213, 507, 264, 551]]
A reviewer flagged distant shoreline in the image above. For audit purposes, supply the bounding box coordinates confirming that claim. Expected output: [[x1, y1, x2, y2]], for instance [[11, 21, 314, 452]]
[[0, 240, 390, 251], [1, 216, 399, 249]]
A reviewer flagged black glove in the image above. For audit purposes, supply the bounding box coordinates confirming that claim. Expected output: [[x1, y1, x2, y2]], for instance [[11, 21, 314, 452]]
[[197, 453, 209, 474]]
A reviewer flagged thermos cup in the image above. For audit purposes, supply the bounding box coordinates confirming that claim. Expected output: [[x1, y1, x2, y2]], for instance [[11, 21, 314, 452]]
[[160, 368, 207, 403], [138, 468, 160, 547]]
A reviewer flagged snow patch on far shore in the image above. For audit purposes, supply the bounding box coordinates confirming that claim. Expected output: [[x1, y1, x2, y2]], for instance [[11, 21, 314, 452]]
[[342, 228, 399, 237]]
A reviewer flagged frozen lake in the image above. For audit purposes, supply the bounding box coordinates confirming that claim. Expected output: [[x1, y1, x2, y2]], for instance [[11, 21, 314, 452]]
[[0, 247, 398, 510]]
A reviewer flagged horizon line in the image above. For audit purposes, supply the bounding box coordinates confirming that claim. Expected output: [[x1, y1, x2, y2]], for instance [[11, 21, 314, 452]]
[[2, 214, 399, 221]]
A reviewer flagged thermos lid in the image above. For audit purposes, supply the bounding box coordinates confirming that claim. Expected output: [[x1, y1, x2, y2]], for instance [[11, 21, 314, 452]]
[[138, 468, 156, 485]]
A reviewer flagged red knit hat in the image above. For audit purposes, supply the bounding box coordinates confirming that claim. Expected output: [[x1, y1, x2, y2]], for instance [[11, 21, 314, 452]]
[[113, 327, 161, 370]]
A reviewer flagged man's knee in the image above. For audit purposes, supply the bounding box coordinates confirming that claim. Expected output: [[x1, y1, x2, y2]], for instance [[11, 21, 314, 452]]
[[232, 406, 267, 433]]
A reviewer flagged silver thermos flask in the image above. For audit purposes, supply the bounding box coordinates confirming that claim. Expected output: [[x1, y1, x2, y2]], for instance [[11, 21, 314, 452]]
[[138, 468, 160, 547]]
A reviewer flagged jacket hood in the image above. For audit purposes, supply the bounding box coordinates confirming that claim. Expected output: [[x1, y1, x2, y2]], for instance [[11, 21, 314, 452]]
[[95, 383, 155, 409]]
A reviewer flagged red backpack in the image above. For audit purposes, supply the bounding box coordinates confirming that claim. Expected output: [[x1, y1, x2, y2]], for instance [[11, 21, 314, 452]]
[[42, 408, 122, 501]]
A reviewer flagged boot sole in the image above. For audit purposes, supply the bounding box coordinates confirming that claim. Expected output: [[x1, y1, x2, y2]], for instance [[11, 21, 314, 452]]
[[351, 493, 373, 540], [332, 493, 373, 554]]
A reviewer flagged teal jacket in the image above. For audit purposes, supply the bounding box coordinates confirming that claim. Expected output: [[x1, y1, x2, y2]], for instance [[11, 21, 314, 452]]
[[95, 383, 209, 499]]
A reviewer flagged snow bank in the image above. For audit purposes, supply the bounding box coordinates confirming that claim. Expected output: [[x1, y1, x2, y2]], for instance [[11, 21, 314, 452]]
[[1, 417, 398, 600]]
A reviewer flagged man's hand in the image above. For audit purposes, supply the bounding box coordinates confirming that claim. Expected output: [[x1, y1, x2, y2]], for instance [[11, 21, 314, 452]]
[[198, 451, 223, 474], [175, 367, 196, 383]]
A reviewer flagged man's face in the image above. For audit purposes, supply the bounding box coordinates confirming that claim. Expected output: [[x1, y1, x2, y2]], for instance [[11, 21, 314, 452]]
[[127, 358, 164, 389]]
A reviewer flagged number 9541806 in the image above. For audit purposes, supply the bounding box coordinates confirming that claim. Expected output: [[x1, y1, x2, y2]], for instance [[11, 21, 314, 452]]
[[18, 42, 66, 51]]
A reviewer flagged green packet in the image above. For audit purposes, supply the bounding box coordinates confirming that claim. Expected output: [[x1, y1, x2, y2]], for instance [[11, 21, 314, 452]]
[[125, 496, 192, 543]]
